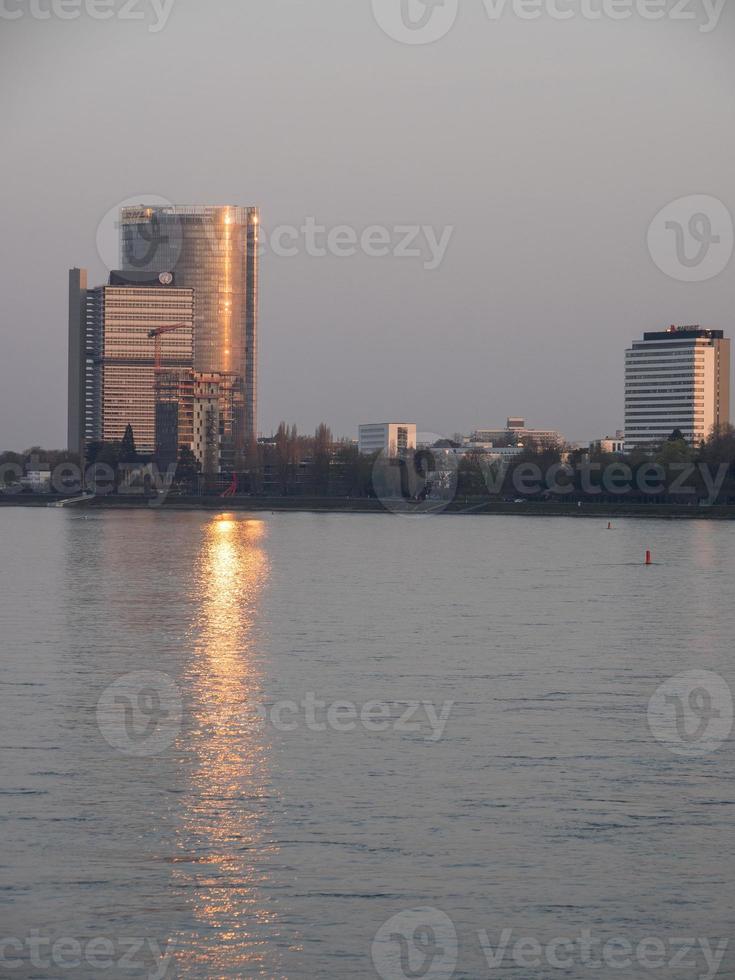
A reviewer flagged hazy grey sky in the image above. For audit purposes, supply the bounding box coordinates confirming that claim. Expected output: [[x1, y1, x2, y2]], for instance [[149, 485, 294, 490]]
[[1, 0, 734, 448]]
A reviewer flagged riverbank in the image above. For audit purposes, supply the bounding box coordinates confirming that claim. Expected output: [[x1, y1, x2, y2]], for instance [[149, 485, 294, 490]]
[[2, 494, 735, 518]]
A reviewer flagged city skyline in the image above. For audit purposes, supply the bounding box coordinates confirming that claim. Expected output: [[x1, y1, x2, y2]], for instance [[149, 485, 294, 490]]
[[1, 5, 734, 451], [66, 237, 735, 461], [63, 217, 735, 463], [61, 218, 735, 458], [62, 263, 735, 462], [5, 8, 735, 980]]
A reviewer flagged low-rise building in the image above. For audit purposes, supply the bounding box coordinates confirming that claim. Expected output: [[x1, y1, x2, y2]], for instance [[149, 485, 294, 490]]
[[22, 469, 52, 492], [590, 432, 625, 454], [436, 442, 524, 462], [358, 423, 417, 456], [471, 417, 564, 449]]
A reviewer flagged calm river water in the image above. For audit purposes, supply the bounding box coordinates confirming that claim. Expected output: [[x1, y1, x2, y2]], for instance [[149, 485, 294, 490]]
[[1, 510, 733, 979]]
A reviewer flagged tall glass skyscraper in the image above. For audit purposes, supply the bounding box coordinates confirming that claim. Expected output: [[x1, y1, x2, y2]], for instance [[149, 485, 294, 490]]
[[119, 205, 259, 462]]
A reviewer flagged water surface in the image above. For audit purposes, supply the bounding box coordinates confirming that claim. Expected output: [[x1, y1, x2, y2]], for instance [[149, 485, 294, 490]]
[[1, 510, 733, 978]]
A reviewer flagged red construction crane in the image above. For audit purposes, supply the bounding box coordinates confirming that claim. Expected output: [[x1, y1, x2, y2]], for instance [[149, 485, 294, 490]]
[[147, 322, 191, 375]]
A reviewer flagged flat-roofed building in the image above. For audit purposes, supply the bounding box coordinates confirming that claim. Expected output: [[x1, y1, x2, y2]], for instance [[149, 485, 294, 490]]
[[472, 418, 564, 449], [590, 433, 625, 454], [68, 269, 194, 456], [358, 423, 417, 457], [624, 326, 731, 450]]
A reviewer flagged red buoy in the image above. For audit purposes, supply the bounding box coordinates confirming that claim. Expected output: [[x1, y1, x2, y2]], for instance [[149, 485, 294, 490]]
[[646, 550, 652, 565]]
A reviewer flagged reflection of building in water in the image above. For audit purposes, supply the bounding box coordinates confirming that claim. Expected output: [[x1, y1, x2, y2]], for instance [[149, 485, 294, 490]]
[[172, 517, 284, 977]]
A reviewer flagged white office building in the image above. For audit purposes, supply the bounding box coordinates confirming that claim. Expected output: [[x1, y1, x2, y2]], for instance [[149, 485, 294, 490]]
[[358, 423, 417, 456], [624, 326, 730, 450]]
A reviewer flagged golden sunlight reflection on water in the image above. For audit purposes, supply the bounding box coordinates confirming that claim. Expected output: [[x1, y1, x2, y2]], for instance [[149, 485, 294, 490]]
[[172, 516, 286, 978]]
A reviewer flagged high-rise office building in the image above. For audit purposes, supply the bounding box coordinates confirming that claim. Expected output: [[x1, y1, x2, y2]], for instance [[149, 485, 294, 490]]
[[68, 267, 92, 455], [624, 326, 731, 450], [67, 269, 194, 456], [119, 205, 259, 463]]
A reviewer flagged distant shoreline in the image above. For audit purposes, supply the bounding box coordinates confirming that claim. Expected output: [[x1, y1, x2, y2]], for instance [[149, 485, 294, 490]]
[[2, 495, 735, 519]]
